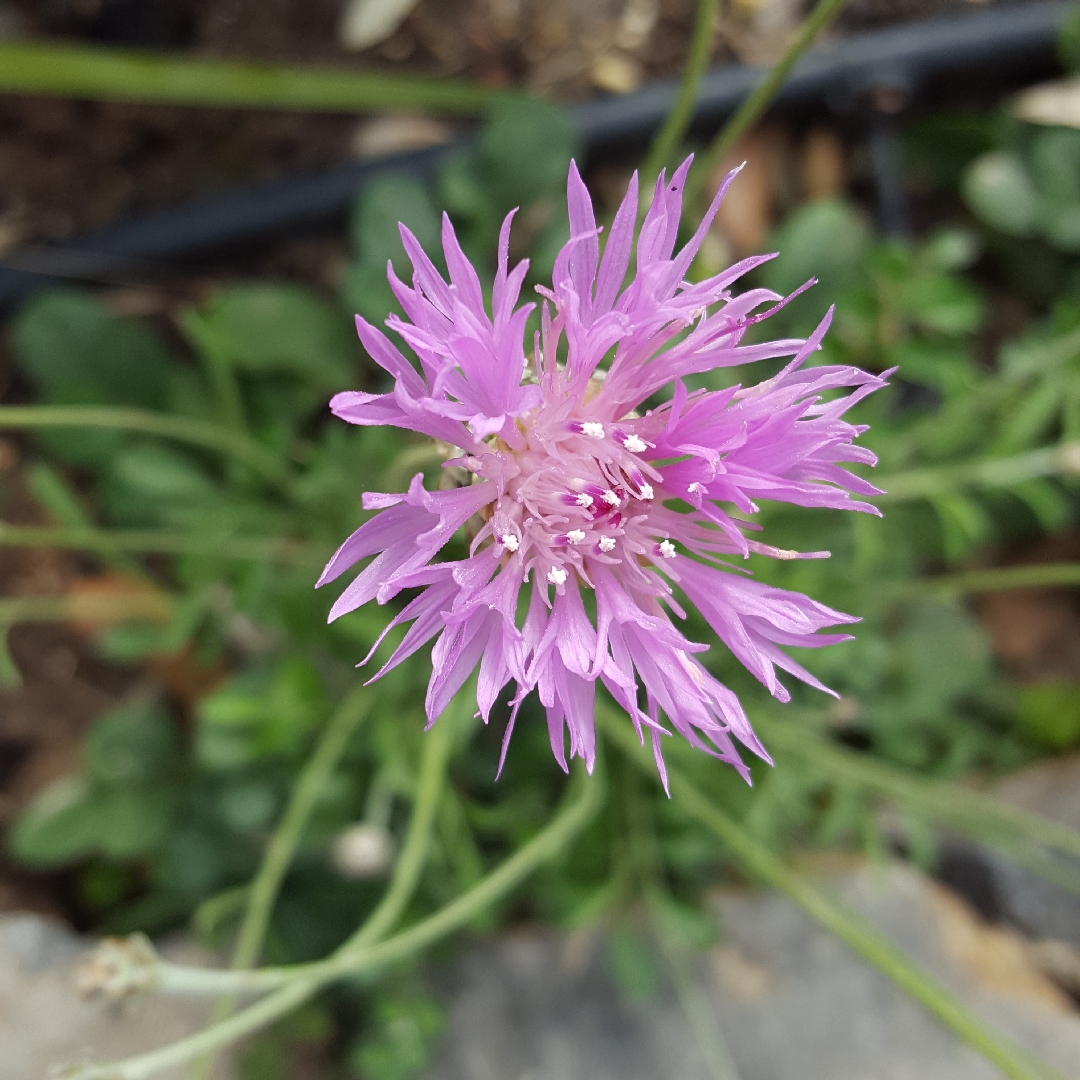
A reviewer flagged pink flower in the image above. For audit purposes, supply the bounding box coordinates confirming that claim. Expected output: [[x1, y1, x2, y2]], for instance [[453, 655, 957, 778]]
[[320, 158, 888, 787]]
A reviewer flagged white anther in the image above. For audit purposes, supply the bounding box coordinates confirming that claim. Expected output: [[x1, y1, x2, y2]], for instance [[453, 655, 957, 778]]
[[658, 540, 676, 559], [567, 529, 586, 544], [500, 533, 519, 552], [623, 434, 647, 454], [581, 421, 605, 439], [575, 492, 594, 508], [598, 536, 616, 552], [602, 489, 620, 507], [638, 483, 654, 501], [687, 482, 704, 494], [547, 566, 568, 586]]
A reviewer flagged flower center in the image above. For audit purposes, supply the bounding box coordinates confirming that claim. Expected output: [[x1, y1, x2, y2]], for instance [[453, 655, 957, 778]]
[[477, 414, 675, 588]]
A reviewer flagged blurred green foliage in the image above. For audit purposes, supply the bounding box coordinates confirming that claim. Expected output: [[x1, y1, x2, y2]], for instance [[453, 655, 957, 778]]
[[2, 91, 1080, 1079]]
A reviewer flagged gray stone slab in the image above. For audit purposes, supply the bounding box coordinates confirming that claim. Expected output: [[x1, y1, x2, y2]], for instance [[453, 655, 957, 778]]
[[422, 863, 1080, 1080], [0, 914, 234, 1080]]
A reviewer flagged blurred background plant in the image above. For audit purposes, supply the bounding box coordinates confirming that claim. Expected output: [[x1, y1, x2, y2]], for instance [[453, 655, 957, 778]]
[[2, 1, 1080, 1079]]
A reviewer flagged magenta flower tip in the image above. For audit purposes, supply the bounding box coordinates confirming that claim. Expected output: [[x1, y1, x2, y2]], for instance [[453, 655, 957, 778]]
[[321, 159, 887, 784]]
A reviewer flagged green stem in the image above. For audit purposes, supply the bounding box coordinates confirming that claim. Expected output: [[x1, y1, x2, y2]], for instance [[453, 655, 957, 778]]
[[191, 688, 374, 1080], [72, 765, 603, 1079], [690, 0, 849, 204], [906, 563, 1080, 596], [759, 716, 1080, 889], [340, 696, 461, 954], [0, 592, 174, 625], [602, 710, 1067, 1080], [0, 41, 515, 114], [27, 461, 144, 577], [180, 313, 249, 438], [642, 0, 719, 182], [0, 521, 326, 567], [646, 888, 741, 1080], [879, 443, 1080, 502], [0, 406, 297, 497]]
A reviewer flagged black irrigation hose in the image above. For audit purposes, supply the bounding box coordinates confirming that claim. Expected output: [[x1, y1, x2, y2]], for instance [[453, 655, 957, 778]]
[[0, 0, 1070, 312]]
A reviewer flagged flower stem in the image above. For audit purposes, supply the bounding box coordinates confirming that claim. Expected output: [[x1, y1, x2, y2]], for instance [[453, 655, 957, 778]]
[[602, 709, 1068, 1080], [0, 40, 514, 114], [190, 687, 375, 1080], [879, 443, 1080, 502], [906, 562, 1080, 596], [759, 714, 1080, 895], [71, 764, 603, 1078], [0, 405, 298, 497], [0, 521, 326, 566], [690, 0, 850, 203], [642, 0, 720, 182], [339, 694, 462, 955]]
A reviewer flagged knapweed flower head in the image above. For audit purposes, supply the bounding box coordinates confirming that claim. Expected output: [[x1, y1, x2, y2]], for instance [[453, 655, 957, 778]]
[[320, 157, 888, 788]]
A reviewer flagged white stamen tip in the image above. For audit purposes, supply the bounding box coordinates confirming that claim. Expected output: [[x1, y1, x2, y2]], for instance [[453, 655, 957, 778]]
[[602, 489, 620, 507], [687, 482, 704, 494], [598, 536, 616, 552], [658, 540, 677, 559], [638, 483, 654, 501], [500, 533, 519, 552], [547, 566, 568, 586], [581, 421, 605, 439], [575, 492, 594, 508], [567, 529, 586, 544], [623, 434, 647, 454]]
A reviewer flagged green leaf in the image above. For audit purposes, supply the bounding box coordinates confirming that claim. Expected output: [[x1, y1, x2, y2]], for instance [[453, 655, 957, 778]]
[[8, 776, 96, 865], [1030, 127, 1080, 203], [349, 995, 446, 1080], [1038, 199, 1080, 252], [961, 152, 1039, 237], [649, 893, 717, 952], [11, 290, 176, 465], [477, 97, 578, 210], [608, 924, 661, 1002], [85, 704, 178, 786], [1017, 682, 1080, 749], [761, 199, 871, 310], [190, 285, 358, 389], [901, 273, 984, 335], [8, 776, 175, 865]]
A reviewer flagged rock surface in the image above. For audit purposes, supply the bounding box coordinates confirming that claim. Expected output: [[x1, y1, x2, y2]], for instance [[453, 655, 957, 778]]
[[1, 913, 233, 1080], [422, 863, 1080, 1080]]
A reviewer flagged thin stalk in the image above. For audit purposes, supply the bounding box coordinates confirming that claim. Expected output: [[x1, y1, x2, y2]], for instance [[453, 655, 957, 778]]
[[0, 521, 326, 567], [0, 590, 173, 689], [901, 563, 1080, 596], [0, 405, 297, 497], [27, 461, 144, 577], [180, 313, 249, 438], [191, 687, 374, 1080], [690, 0, 849, 204], [0, 591, 174, 626], [340, 696, 461, 954], [759, 717, 1080, 869], [0, 41, 514, 115], [602, 710, 1067, 1080], [642, 0, 720, 182], [879, 443, 1080, 502], [646, 889, 741, 1080], [70, 765, 603, 1078]]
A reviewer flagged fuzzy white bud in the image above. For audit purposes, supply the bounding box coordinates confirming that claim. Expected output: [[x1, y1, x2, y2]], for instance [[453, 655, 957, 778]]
[[623, 434, 647, 454], [567, 529, 586, 544], [547, 566, 568, 585], [658, 540, 676, 559], [581, 421, 605, 439], [598, 536, 616, 552], [500, 533, 519, 552]]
